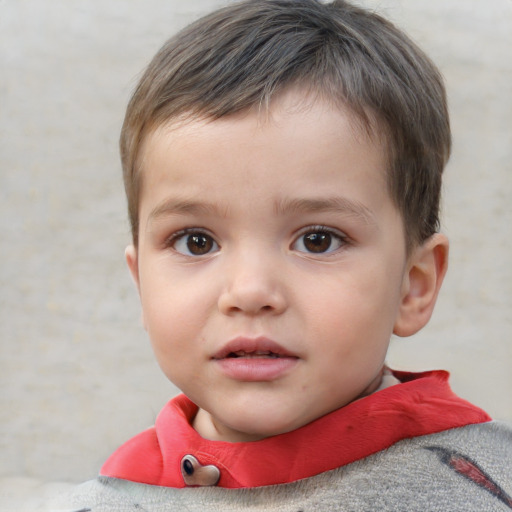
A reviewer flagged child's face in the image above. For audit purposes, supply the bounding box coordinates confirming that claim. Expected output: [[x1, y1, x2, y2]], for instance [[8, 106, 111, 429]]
[[128, 90, 414, 442]]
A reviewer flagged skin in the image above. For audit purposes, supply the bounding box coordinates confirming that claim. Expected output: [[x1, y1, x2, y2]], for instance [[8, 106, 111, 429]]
[[127, 89, 449, 443]]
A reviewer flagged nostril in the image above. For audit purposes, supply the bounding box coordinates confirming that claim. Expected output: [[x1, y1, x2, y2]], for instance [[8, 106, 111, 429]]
[[217, 281, 287, 316]]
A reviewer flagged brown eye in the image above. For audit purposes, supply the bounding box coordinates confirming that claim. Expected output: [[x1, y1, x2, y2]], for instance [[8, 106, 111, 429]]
[[173, 231, 219, 256], [303, 232, 332, 253], [187, 234, 214, 255], [293, 228, 345, 254]]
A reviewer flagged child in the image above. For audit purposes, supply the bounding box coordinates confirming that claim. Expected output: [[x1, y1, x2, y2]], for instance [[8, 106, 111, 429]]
[[52, 0, 512, 510]]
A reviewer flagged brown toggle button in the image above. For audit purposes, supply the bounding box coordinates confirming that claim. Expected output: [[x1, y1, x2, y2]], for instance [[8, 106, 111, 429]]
[[180, 454, 220, 486]]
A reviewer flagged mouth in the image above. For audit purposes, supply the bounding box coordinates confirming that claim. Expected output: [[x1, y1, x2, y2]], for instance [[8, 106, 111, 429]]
[[212, 337, 299, 381], [212, 337, 297, 360], [226, 350, 285, 359]]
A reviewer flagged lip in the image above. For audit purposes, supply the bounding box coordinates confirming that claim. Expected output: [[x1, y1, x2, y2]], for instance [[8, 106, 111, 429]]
[[212, 336, 299, 381], [213, 336, 296, 359]]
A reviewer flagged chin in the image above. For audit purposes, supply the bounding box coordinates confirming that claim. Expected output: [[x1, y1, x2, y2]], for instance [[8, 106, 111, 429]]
[[226, 412, 306, 441]]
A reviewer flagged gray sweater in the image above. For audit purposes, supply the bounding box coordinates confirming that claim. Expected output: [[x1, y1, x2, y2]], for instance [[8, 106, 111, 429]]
[[49, 421, 512, 511]]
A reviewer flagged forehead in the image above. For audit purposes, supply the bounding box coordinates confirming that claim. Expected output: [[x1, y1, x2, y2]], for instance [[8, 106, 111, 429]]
[[137, 89, 391, 217], [141, 88, 387, 171]]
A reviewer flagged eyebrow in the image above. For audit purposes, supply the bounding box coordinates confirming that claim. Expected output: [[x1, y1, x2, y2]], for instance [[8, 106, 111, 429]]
[[148, 198, 225, 225], [274, 197, 376, 224], [147, 196, 376, 225]]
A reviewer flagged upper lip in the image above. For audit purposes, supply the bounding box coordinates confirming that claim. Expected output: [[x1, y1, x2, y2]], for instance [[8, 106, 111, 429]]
[[212, 336, 297, 359]]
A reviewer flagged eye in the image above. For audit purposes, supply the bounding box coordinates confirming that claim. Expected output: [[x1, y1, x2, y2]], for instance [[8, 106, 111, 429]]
[[170, 230, 219, 256], [292, 227, 346, 254]]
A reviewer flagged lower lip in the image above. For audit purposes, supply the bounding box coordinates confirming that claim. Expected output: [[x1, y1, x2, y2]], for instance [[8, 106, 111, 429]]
[[215, 357, 299, 381]]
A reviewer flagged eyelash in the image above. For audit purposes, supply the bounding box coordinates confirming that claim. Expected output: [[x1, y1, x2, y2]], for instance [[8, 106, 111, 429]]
[[165, 228, 219, 257], [292, 225, 349, 255], [164, 225, 349, 257]]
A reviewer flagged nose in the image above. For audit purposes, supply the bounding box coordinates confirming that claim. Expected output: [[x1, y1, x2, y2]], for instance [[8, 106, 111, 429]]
[[217, 253, 287, 316]]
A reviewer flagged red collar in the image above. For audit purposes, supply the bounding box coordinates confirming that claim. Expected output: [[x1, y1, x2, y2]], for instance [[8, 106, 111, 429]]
[[101, 370, 491, 488]]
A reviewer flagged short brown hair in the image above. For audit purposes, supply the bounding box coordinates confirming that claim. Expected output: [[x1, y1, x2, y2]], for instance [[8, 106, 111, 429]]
[[121, 0, 451, 248]]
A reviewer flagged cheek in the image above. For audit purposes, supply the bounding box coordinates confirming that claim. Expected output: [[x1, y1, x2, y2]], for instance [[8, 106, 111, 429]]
[[308, 265, 402, 342], [139, 273, 214, 358]]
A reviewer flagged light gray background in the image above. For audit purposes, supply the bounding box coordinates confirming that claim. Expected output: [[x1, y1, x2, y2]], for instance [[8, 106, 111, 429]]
[[1, 0, 511, 504]]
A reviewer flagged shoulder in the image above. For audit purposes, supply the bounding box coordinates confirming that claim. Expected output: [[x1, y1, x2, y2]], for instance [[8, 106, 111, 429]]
[[47, 423, 512, 512], [332, 421, 512, 510], [422, 420, 512, 451], [407, 420, 512, 474]]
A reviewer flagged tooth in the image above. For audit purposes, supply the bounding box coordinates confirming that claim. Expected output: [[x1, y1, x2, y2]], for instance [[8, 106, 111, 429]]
[[225, 350, 284, 359]]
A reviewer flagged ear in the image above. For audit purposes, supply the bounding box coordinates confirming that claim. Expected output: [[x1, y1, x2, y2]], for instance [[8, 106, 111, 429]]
[[125, 244, 147, 329], [125, 244, 141, 293], [393, 233, 449, 337]]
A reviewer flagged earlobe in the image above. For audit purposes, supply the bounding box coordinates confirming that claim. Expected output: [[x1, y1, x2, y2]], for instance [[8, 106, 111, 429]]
[[393, 233, 449, 337]]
